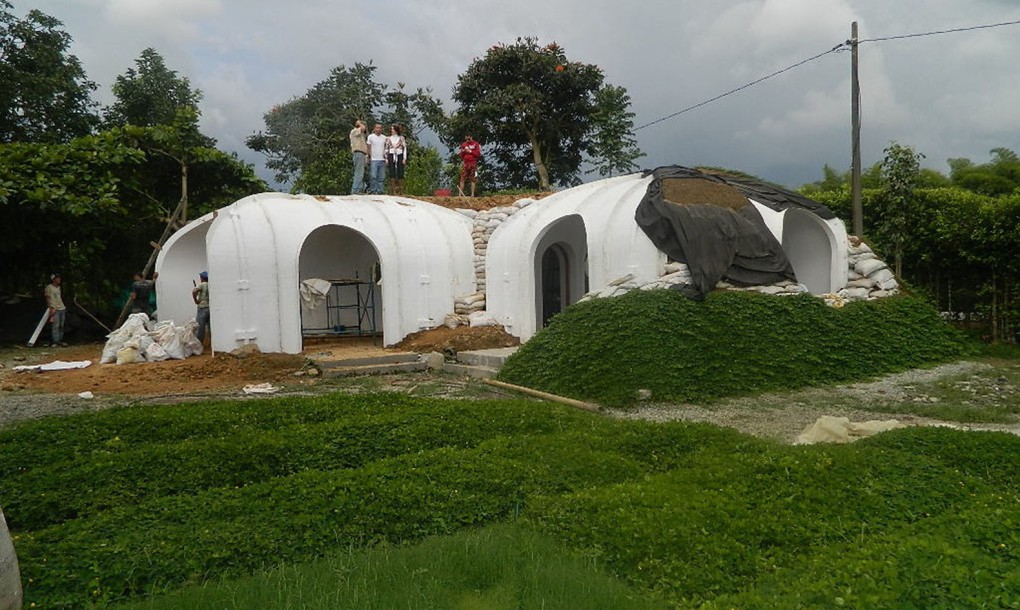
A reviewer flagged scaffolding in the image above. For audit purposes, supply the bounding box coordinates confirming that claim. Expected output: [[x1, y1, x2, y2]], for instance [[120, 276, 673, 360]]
[[301, 278, 377, 341]]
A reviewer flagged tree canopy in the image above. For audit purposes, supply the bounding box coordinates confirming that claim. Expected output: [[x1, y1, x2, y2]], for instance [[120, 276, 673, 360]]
[[0, 0, 97, 143], [449, 38, 607, 190], [589, 84, 645, 178], [246, 63, 441, 194], [104, 47, 205, 133]]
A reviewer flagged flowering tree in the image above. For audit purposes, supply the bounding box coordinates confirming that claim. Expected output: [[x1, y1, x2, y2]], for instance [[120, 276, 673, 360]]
[[450, 38, 608, 190]]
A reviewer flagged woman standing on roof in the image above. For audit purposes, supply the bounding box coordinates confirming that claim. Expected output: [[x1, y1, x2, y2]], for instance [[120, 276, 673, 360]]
[[385, 124, 407, 196]]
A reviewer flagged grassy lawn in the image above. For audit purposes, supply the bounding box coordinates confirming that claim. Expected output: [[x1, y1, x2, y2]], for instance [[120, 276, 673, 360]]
[[2, 386, 1018, 609]]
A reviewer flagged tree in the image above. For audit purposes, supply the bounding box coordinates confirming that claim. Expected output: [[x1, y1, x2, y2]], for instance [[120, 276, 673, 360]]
[[0, 123, 265, 314], [589, 84, 644, 177], [877, 141, 924, 276], [948, 147, 1020, 196], [103, 48, 204, 131], [247, 63, 441, 194], [0, 1, 97, 143], [450, 38, 606, 190]]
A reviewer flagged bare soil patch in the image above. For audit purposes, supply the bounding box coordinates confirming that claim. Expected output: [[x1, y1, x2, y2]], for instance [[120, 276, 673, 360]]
[[1, 343, 309, 396], [415, 192, 553, 211], [396, 325, 520, 353]]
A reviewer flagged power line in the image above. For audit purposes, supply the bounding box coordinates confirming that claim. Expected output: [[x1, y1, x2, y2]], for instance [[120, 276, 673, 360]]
[[633, 42, 847, 132], [859, 18, 1020, 43], [633, 18, 1020, 132]]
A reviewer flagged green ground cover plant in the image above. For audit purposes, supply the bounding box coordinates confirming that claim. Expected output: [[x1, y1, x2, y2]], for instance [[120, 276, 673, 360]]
[[497, 290, 972, 406], [114, 523, 665, 610], [3, 393, 1018, 609]]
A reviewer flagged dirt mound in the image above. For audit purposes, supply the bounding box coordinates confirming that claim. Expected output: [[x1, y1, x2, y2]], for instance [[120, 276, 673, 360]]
[[415, 192, 553, 211], [1, 344, 308, 396], [396, 325, 520, 353]]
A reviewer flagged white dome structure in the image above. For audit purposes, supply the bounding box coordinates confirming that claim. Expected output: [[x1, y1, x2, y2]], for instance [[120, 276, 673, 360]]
[[153, 168, 851, 354], [486, 171, 848, 342], [155, 193, 475, 353]]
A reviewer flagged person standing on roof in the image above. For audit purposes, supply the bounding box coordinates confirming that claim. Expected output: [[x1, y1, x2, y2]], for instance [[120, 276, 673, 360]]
[[385, 124, 407, 196], [458, 134, 482, 197], [366, 123, 388, 195], [349, 120, 368, 194], [192, 271, 210, 346], [44, 273, 67, 347]]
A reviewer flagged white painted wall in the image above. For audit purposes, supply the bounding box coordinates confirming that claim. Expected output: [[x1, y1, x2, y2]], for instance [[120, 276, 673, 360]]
[[158, 193, 475, 353]]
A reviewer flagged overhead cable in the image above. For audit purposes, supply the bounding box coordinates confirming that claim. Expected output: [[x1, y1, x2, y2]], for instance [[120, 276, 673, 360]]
[[633, 18, 1020, 132], [859, 18, 1020, 43], [633, 42, 846, 132]]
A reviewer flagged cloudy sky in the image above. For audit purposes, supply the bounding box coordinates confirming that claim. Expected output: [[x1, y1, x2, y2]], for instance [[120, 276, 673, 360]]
[[19, 0, 1020, 189]]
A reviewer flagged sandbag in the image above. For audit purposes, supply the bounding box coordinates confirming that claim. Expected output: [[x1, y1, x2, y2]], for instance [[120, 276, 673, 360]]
[[116, 345, 140, 365]]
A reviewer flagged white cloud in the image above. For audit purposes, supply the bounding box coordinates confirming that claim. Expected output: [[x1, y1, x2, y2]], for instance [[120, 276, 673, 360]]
[[15, 0, 1020, 187]]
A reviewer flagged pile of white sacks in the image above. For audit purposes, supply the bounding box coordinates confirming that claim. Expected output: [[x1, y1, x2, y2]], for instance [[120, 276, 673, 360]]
[[579, 237, 900, 307], [100, 313, 203, 364], [455, 198, 537, 297], [824, 237, 900, 307]]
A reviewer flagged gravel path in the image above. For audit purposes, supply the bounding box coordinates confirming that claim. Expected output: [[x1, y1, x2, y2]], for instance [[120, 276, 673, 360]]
[[606, 361, 1020, 443]]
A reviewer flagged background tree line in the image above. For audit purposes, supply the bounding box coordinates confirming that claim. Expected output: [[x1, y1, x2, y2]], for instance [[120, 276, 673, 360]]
[[247, 37, 645, 196], [1, 1, 264, 334], [801, 145, 1020, 343]]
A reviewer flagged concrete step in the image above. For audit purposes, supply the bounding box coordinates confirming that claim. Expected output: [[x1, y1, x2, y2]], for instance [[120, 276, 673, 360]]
[[443, 363, 499, 379], [315, 353, 420, 369], [321, 361, 427, 377], [455, 347, 518, 369]]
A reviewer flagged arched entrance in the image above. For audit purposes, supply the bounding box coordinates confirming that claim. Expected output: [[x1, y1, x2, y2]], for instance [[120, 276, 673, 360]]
[[534, 215, 588, 328], [541, 244, 569, 325], [297, 225, 382, 348], [782, 208, 836, 294]]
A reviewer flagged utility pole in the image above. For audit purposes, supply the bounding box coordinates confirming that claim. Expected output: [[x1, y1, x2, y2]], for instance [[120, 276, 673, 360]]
[[850, 21, 863, 236]]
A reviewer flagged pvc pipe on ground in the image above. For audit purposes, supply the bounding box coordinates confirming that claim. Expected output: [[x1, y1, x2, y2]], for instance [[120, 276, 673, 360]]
[[482, 379, 600, 413]]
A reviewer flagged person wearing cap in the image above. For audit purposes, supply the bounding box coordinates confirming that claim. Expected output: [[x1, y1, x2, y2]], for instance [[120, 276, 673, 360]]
[[44, 273, 68, 347], [192, 271, 210, 346]]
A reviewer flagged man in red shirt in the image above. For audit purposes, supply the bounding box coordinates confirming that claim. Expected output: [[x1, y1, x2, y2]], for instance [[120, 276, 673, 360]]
[[457, 134, 482, 197]]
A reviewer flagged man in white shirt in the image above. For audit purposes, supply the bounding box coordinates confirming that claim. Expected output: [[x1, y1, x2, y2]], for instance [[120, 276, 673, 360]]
[[44, 273, 67, 347], [366, 123, 387, 194]]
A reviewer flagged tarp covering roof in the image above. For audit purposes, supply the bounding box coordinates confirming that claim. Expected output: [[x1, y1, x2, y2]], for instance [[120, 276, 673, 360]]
[[642, 165, 837, 219], [635, 166, 797, 300]]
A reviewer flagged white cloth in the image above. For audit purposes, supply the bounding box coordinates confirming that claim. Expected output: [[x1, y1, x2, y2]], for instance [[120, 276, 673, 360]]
[[14, 360, 92, 372], [300, 279, 332, 309]]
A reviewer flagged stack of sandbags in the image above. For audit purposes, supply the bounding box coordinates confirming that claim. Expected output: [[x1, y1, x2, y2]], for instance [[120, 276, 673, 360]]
[[456, 199, 534, 298], [840, 237, 900, 302], [454, 292, 486, 316]]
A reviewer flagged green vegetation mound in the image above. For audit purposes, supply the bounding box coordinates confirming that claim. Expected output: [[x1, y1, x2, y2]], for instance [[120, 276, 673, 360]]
[[497, 290, 971, 406]]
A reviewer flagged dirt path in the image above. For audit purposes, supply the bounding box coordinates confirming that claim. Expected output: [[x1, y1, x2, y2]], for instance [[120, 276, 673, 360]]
[[3, 341, 1017, 443]]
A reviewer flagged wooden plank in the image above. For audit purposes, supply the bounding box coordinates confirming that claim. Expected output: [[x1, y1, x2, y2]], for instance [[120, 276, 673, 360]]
[[26, 309, 49, 347]]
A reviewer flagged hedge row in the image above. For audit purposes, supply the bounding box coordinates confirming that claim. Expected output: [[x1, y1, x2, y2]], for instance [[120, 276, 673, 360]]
[[5, 395, 1016, 609], [2, 396, 589, 531], [525, 427, 1020, 608]]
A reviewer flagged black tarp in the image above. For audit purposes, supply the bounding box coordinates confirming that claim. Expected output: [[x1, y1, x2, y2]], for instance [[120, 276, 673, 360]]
[[635, 166, 797, 300]]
